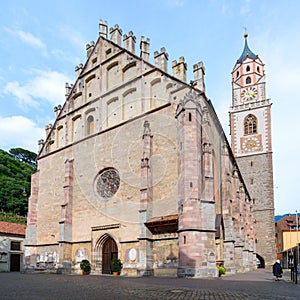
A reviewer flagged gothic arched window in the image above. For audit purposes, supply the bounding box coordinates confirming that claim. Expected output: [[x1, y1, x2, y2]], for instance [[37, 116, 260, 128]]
[[244, 114, 257, 135], [87, 115, 94, 135], [246, 76, 251, 84]]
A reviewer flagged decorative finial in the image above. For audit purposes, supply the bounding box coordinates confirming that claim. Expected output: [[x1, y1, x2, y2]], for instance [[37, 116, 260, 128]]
[[143, 120, 151, 137], [243, 27, 248, 38]]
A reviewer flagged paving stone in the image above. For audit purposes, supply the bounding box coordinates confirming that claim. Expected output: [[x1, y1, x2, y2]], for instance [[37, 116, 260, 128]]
[[0, 269, 299, 299]]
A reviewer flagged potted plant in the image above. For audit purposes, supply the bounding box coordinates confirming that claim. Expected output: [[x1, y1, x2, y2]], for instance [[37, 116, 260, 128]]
[[80, 259, 91, 275], [217, 265, 226, 277], [110, 258, 123, 276]]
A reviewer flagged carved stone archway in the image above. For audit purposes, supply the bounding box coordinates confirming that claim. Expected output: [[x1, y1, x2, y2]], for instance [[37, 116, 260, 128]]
[[94, 233, 118, 274]]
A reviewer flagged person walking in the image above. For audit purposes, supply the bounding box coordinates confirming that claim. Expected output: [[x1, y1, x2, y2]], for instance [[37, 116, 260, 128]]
[[273, 259, 283, 281]]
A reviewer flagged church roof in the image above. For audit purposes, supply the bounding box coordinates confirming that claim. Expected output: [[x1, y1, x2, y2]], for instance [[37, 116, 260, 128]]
[[237, 34, 258, 63]]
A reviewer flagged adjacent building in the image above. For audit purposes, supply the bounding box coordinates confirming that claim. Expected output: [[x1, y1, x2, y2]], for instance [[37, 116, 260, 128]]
[[275, 214, 300, 268], [0, 221, 26, 272]]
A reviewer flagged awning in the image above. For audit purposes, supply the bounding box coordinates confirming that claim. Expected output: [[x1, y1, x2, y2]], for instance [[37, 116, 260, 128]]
[[145, 214, 178, 234]]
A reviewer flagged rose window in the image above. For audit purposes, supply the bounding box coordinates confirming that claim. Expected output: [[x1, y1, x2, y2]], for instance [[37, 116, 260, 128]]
[[96, 168, 120, 199]]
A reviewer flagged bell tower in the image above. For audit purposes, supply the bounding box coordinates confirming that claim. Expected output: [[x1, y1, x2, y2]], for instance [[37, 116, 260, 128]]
[[229, 34, 275, 268]]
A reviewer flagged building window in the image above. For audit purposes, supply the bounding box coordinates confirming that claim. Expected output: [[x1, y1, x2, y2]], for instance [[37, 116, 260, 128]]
[[257, 66, 260, 73], [11, 241, 21, 251], [246, 65, 250, 72], [246, 76, 251, 84], [236, 71, 239, 78], [244, 114, 257, 135], [87, 115, 94, 135]]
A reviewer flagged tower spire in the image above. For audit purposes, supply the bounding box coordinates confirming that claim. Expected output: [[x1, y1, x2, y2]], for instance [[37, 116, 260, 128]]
[[237, 33, 258, 63]]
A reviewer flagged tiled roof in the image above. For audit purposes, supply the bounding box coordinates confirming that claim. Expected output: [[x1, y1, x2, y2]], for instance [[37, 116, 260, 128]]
[[276, 215, 298, 231], [0, 221, 26, 236], [145, 214, 178, 225]]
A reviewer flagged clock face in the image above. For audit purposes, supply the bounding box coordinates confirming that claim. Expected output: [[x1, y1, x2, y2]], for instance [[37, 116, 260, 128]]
[[242, 136, 261, 152], [241, 87, 257, 101]]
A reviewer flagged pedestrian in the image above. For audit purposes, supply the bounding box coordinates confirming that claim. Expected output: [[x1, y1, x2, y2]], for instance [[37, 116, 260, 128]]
[[272, 259, 283, 281]]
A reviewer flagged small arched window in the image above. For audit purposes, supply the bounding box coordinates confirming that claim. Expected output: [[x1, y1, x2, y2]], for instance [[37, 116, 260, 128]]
[[246, 65, 250, 72], [257, 66, 260, 73], [87, 115, 94, 135], [244, 114, 257, 135], [236, 71, 239, 78], [246, 76, 251, 84]]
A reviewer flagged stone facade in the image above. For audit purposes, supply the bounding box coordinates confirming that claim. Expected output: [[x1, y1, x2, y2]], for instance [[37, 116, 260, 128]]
[[25, 21, 258, 277]]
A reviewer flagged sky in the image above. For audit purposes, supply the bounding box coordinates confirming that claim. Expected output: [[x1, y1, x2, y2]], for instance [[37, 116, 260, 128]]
[[0, 0, 299, 215]]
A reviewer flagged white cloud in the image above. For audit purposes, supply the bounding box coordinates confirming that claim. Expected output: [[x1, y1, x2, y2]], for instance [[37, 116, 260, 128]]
[[5, 27, 48, 55], [16, 30, 46, 50], [0, 116, 44, 153], [4, 81, 40, 108], [58, 26, 86, 51], [240, 2, 251, 15], [4, 69, 72, 107]]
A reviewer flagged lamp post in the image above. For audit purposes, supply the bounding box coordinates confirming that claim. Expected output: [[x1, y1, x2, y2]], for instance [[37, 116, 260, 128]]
[[286, 218, 293, 268], [296, 210, 300, 268]]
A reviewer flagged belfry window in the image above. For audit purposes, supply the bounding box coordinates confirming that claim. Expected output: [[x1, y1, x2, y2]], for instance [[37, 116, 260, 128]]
[[246, 76, 251, 84], [246, 65, 250, 72], [244, 114, 257, 135]]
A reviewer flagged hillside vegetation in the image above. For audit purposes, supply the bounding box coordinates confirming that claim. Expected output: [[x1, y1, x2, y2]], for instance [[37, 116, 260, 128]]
[[0, 148, 36, 218]]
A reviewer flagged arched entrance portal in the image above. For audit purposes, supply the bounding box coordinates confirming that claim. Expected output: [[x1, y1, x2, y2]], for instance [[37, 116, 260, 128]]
[[256, 254, 265, 268], [102, 237, 118, 274]]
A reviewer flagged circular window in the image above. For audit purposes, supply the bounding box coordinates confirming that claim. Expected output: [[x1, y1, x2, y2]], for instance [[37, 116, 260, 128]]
[[95, 168, 120, 199]]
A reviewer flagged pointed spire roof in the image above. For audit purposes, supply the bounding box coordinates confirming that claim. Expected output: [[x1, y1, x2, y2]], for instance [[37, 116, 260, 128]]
[[237, 33, 258, 63]]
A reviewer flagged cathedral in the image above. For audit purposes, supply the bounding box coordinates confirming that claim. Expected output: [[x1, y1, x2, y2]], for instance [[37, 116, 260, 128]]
[[24, 20, 275, 277]]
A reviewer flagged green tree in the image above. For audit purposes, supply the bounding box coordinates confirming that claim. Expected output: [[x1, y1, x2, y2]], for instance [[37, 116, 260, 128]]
[[0, 149, 36, 216], [9, 147, 37, 169]]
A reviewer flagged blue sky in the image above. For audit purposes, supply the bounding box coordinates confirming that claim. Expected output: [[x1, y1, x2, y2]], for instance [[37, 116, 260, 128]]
[[0, 0, 299, 215]]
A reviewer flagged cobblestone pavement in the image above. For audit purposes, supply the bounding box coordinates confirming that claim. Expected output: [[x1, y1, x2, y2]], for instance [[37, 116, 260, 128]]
[[0, 269, 299, 300]]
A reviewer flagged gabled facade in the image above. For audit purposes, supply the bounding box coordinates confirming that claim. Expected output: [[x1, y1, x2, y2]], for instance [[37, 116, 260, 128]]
[[25, 21, 257, 277], [229, 34, 275, 268]]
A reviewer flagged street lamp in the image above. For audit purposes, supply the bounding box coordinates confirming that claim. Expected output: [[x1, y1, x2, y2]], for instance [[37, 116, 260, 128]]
[[22, 188, 27, 197], [296, 210, 300, 268], [286, 218, 293, 268]]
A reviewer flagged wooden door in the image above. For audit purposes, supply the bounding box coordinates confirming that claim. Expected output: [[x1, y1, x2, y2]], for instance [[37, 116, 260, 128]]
[[10, 254, 20, 272], [102, 238, 118, 274]]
